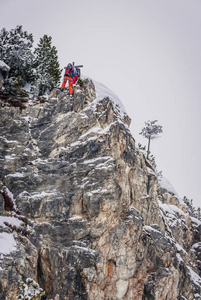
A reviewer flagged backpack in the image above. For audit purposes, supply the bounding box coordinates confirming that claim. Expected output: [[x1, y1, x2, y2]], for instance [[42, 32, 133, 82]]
[[65, 63, 73, 75], [75, 67, 81, 77]]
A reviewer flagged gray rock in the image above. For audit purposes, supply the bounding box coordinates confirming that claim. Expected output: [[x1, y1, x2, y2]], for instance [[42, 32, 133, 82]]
[[0, 78, 200, 299]]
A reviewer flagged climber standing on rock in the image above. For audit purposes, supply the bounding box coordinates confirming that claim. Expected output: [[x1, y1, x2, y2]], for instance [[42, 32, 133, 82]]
[[60, 62, 82, 96], [61, 63, 75, 96]]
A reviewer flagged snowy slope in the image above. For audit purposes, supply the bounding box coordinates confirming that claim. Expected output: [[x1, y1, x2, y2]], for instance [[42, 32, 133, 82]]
[[158, 175, 183, 203], [82, 75, 127, 118]]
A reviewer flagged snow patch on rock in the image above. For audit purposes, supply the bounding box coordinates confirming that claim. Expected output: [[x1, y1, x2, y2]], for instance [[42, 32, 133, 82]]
[[0, 232, 16, 255]]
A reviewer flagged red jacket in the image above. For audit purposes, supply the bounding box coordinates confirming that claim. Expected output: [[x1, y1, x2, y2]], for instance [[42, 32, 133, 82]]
[[73, 75, 78, 85]]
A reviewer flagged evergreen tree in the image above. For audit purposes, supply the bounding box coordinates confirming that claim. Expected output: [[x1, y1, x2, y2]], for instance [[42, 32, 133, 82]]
[[140, 120, 163, 159], [0, 25, 34, 84], [183, 196, 195, 216], [32, 35, 62, 96], [197, 207, 201, 220], [183, 196, 201, 220]]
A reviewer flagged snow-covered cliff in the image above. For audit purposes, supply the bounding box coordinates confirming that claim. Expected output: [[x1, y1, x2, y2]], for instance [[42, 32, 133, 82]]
[[0, 79, 201, 299]]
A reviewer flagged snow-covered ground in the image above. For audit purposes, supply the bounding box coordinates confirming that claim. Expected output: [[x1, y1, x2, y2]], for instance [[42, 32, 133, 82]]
[[0, 231, 16, 256]]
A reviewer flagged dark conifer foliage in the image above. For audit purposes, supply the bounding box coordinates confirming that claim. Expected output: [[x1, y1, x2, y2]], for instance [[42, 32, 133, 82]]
[[0, 25, 34, 84], [0, 26, 62, 96], [32, 35, 62, 96]]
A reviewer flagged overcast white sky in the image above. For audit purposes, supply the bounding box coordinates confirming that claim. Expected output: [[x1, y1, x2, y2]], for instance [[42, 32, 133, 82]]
[[1, 0, 201, 208]]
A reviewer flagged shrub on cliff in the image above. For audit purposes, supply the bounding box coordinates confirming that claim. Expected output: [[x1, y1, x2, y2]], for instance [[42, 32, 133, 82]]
[[18, 278, 45, 299]]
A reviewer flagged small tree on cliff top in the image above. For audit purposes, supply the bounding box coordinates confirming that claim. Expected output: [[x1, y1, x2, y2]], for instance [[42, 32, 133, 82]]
[[140, 120, 163, 159]]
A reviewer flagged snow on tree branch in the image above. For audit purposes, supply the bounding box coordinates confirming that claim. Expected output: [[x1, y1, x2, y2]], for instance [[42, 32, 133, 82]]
[[139, 120, 163, 159]]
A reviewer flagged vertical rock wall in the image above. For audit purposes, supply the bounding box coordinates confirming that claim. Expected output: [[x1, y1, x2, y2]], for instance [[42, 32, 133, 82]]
[[0, 79, 200, 299]]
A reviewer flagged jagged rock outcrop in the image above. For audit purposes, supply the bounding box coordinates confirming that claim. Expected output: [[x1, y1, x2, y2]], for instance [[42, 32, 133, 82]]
[[0, 78, 201, 299]]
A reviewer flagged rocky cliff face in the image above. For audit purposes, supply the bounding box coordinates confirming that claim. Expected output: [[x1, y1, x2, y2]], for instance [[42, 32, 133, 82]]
[[0, 79, 201, 300]]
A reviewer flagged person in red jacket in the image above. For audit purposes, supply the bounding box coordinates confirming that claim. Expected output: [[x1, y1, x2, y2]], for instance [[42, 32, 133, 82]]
[[61, 63, 78, 95]]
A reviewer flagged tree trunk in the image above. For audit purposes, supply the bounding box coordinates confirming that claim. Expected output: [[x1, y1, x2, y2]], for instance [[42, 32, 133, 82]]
[[147, 137, 151, 159]]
